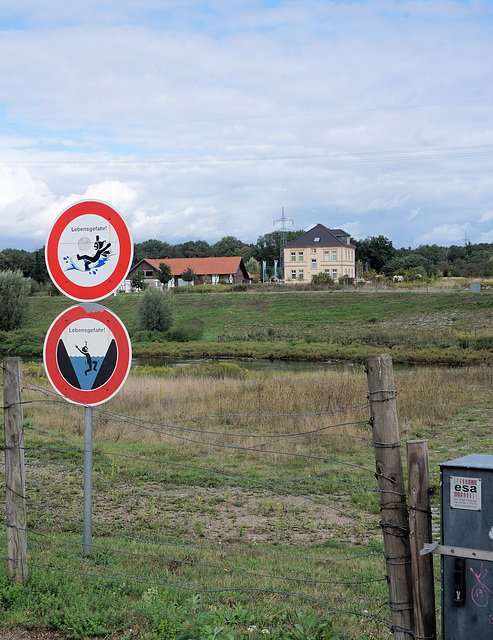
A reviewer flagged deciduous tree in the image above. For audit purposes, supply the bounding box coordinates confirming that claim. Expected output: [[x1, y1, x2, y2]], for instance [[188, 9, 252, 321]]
[[180, 266, 197, 284], [352, 236, 396, 273], [0, 270, 31, 330], [158, 262, 173, 287], [138, 287, 175, 332]]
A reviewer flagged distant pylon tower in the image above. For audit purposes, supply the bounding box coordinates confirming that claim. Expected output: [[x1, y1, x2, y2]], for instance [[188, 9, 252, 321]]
[[273, 207, 293, 271]]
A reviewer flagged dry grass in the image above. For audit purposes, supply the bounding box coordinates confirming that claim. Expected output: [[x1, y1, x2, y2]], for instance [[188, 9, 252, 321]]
[[19, 362, 492, 447]]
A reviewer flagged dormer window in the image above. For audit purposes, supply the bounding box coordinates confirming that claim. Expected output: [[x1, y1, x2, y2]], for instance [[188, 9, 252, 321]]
[[314, 237, 320, 242]]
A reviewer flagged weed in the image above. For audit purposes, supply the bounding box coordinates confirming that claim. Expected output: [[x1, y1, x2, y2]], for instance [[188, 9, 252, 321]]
[[286, 611, 342, 639]]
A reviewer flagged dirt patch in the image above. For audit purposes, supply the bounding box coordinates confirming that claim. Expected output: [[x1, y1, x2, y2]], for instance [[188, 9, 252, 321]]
[[11, 458, 377, 548]]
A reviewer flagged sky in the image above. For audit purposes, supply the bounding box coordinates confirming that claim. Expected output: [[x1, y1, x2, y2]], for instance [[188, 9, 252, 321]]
[[1, 0, 493, 252]]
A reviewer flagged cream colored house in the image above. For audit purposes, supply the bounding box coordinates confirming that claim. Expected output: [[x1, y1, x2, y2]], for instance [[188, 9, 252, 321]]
[[283, 224, 355, 283]]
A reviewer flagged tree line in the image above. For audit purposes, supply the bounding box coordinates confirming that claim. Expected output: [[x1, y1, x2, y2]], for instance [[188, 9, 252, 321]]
[[353, 235, 493, 278], [1, 232, 493, 285]]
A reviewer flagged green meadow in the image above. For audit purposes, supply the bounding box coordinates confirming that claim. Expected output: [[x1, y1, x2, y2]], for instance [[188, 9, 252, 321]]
[[1, 288, 493, 364]]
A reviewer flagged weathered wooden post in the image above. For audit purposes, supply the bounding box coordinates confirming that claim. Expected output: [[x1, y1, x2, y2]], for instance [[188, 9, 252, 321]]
[[366, 353, 413, 638], [3, 357, 28, 584], [407, 439, 437, 640]]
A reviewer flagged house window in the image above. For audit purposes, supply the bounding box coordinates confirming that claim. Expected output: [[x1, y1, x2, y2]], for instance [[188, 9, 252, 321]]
[[298, 251, 304, 261], [332, 269, 338, 279], [291, 252, 296, 261], [298, 269, 304, 281], [332, 251, 337, 261], [291, 270, 297, 280], [314, 237, 320, 242], [143, 270, 153, 277], [311, 248, 317, 254], [311, 260, 316, 269], [324, 251, 330, 261]]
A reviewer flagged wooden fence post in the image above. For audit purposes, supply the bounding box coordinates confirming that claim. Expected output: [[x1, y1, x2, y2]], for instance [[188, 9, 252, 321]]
[[366, 353, 413, 639], [3, 357, 28, 584], [407, 440, 437, 639]]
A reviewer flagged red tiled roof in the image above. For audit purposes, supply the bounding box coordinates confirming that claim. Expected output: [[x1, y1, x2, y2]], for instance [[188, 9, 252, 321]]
[[142, 256, 244, 276]]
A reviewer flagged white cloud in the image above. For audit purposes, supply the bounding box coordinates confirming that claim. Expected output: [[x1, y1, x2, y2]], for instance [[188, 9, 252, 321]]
[[1, 1, 493, 250], [415, 223, 472, 247], [474, 229, 493, 243], [480, 211, 493, 223]]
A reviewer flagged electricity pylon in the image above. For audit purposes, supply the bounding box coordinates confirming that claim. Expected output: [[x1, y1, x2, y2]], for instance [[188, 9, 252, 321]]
[[273, 207, 293, 272]]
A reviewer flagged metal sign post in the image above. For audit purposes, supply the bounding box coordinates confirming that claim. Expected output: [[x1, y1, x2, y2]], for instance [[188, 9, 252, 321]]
[[44, 200, 133, 557], [83, 406, 93, 557], [43, 304, 131, 556]]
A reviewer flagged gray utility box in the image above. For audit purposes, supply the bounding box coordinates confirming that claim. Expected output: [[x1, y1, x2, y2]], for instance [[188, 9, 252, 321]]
[[441, 454, 493, 639]]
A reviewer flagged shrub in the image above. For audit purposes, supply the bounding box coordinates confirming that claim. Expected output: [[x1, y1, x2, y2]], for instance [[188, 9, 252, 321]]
[[138, 287, 175, 332], [311, 272, 333, 285], [474, 336, 493, 351], [0, 270, 31, 330], [131, 330, 168, 343], [166, 321, 204, 342]]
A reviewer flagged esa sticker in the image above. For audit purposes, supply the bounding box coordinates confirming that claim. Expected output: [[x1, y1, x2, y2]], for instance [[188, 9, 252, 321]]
[[450, 476, 481, 511]]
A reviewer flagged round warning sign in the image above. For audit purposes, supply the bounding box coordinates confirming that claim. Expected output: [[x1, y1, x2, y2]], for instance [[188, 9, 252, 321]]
[[46, 200, 133, 302], [43, 304, 132, 406]]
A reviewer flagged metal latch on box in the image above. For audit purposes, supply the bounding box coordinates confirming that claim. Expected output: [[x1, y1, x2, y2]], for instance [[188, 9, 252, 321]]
[[420, 542, 493, 563]]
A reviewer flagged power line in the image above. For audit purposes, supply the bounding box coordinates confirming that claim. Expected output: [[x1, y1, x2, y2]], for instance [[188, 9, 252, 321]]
[[2, 142, 493, 168]]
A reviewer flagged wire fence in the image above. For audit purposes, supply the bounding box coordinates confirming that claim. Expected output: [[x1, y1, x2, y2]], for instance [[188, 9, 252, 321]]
[[1, 363, 403, 638]]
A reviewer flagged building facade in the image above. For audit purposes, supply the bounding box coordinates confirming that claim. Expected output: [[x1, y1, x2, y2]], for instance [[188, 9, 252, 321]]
[[125, 256, 250, 290], [283, 224, 356, 283]]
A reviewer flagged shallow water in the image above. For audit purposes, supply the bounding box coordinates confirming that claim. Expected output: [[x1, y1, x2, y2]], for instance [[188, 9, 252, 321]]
[[131, 356, 364, 373]]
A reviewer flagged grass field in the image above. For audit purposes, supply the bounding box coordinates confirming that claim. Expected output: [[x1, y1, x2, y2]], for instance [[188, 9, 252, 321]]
[[1, 289, 493, 364], [1, 287, 493, 638], [1, 360, 492, 639]]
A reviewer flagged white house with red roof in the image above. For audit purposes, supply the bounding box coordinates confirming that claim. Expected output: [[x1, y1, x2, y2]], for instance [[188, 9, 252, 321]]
[[125, 256, 250, 290]]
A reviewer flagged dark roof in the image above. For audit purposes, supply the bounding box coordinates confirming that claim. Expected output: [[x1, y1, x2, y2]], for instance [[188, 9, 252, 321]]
[[284, 224, 355, 249]]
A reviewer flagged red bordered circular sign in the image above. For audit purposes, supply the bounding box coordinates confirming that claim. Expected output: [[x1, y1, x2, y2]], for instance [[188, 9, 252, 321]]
[[43, 304, 132, 406], [46, 200, 133, 302]]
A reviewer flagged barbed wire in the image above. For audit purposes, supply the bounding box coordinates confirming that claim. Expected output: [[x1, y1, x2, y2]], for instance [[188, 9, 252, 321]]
[[8, 438, 389, 486], [1, 452, 392, 502], [2, 364, 396, 635], [25, 423, 80, 443], [21, 414, 379, 468], [19, 452, 378, 526], [5, 457, 390, 513], [18, 528, 387, 589], [1, 553, 394, 632], [3, 501, 384, 566], [20, 372, 370, 431], [20, 500, 380, 569]]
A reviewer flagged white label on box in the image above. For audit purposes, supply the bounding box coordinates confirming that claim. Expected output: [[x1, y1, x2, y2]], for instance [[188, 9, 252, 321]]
[[450, 476, 482, 511]]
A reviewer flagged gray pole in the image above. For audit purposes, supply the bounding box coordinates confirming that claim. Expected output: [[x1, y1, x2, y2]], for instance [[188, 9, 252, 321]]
[[83, 405, 93, 557]]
